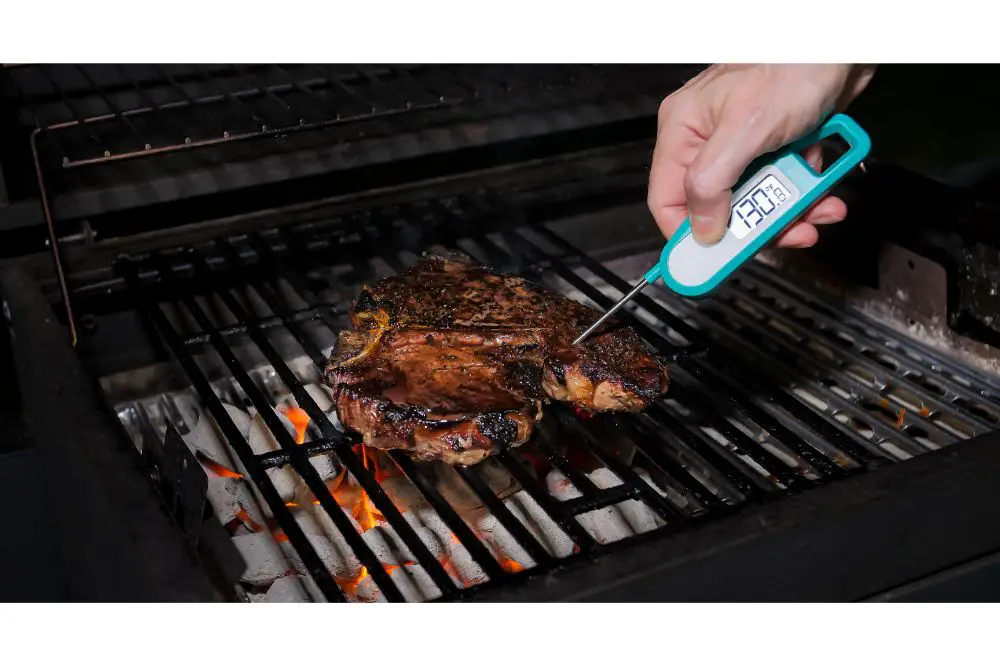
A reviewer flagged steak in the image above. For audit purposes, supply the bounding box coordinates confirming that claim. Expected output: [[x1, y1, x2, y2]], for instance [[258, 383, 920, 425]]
[[324, 253, 669, 465]]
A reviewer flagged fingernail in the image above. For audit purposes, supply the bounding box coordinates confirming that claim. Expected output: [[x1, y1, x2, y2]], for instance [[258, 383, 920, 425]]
[[812, 215, 842, 225], [690, 215, 721, 244]]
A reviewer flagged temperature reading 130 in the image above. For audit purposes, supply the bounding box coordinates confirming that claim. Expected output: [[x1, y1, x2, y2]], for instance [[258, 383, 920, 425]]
[[730, 174, 793, 239]]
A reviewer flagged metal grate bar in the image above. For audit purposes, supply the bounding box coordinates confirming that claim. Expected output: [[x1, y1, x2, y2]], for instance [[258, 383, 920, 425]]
[[270, 65, 347, 121], [452, 466, 555, 568], [35, 65, 112, 157], [118, 261, 351, 602], [188, 297, 408, 597], [746, 266, 1000, 405], [389, 452, 508, 580], [108, 63, 191, 150], [71, 65, 147, 147], [737, 269, 1000, 420], [492, 224, 851, 478], [412, 202, 777, 502], [550, 408, 685, 526], [594, 413, 743, 509], [458, 231, 716, 521], [306, 65, 377, 113], [209, 241, 517, 594], [182, 305, 342, 350], [557, 485, 646, 516], [492, 451, 599, 550], [229, 64, 302, 126], [87, 170, 1000, 602], [648, 386, 803, 493], [215, 240, 329, 370], [681, 304, 930, 459], [196, 67, 271, 131], [243, 229, 588, 586], [527, 223, 880, 469], [707, 287, 973, 445], [149, 63, 231, 137], [261, 222, 589, 576], [144, 251, 409, 599], [272, 229, 353, 334], [186, 252, 459, 597], [529, 423, 605, 496], [176, 288, 406, 599]]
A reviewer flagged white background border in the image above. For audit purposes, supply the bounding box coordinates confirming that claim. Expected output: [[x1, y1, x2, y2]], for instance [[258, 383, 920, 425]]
[[2, 3, 998, 660]]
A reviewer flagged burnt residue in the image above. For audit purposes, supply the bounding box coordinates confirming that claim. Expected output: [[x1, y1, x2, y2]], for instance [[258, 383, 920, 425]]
[[475, 411, 521, 447], [354, 289, 377, 315], [501, 361, 544, 399]]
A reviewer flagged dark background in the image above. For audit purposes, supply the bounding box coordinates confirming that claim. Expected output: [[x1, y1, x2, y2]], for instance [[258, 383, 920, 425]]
[[849, 64, 1000, 186]]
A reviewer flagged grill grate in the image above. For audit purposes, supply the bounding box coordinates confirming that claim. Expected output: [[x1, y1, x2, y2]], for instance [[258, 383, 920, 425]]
[[2, 64, 664, 170], [81, 182, 1000, 602]]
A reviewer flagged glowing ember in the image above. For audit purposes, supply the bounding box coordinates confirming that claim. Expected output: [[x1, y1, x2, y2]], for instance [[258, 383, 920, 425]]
[[518, 450, 551, 479], [572, 405, 594, 421], [199, 455, 242, 479], [343, 566, 369, 595], [499, 558, 525, 574], [233, 507, 265, 533], [281, 405, 311, 444], [896, 407, 906, 429]]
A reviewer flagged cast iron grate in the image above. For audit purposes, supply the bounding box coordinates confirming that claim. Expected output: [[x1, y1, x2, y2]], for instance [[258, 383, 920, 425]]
[[84, 184, 1000, 602], [1, 64, 677, 170]]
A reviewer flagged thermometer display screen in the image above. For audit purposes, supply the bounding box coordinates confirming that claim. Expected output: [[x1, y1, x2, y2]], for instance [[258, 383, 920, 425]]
[[730, 174, 793, 240]]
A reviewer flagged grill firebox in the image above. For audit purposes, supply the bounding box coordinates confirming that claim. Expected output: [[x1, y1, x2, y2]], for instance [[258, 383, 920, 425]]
[[75, 177, 1000, 602]]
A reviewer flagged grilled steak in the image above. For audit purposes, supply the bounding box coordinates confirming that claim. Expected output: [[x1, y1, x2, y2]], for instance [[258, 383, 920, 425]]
[[324, 253, 668, 465]]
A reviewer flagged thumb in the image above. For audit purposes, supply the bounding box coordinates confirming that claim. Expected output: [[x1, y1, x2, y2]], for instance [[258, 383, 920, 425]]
[[685, 115, 776, 245]]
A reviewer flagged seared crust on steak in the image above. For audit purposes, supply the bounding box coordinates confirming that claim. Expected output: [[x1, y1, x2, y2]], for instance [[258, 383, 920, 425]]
[[324, 253, 668, 464]]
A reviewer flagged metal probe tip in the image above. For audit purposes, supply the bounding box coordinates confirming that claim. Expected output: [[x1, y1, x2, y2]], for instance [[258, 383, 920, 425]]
[[572, 278, 649, 345]]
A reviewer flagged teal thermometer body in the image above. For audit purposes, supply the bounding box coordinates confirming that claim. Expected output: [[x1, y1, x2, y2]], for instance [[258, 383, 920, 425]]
[[648, 113, 870, 296], [573, 113, 870, 345]]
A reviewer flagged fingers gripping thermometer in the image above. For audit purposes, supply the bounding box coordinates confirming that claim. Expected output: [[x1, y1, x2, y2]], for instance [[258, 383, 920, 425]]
[[572, 113, 870, 346]]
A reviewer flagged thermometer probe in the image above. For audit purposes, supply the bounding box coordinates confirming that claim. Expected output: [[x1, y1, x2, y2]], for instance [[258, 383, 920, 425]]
[[573, 113, 870, 346]]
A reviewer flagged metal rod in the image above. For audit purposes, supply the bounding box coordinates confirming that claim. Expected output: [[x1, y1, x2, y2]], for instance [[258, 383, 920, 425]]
[[572, 278, 648, 345], [30, 129, 77, 347]]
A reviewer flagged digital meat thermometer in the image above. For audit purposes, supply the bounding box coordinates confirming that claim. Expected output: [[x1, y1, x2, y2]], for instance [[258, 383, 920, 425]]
[[573, 113, 870, 345]]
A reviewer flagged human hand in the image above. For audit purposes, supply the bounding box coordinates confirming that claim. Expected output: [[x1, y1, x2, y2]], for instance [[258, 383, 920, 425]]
[[648, 64, 876, 248]]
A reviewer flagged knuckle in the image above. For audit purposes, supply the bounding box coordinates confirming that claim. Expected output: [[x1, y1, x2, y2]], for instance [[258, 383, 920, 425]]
[[657, 96, 675, 126], [646, 188, 661, 214], [657, 90, 689, 127], [684, 167, 722, 203]]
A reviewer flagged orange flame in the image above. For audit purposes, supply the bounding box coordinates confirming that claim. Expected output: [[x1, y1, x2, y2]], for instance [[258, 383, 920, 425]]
[[200, 457, 243, 479], [233, 507, 264, 533], [281, 405, 311, 444], [499, 558, 526, 574], [355, 445, 384, 531], [342, 566, 370, 596]]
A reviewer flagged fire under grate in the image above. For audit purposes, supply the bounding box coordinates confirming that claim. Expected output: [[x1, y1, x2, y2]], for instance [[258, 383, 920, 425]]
[[87, 188, 1000, 603]]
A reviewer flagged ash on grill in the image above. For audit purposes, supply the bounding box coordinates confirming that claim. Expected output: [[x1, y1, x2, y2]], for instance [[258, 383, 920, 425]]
[[112, 356, 669, 602]]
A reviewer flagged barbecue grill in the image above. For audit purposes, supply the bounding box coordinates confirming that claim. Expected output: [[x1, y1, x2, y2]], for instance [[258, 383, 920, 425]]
[[3, 63, 1000, 603]]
